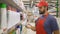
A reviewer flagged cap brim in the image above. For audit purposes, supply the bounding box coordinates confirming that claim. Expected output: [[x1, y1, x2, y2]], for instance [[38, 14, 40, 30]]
[[36, 3, 42, 7]]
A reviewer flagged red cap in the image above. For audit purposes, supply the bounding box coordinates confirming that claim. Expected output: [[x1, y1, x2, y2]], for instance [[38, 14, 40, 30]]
[[36, 0, 48, 7]]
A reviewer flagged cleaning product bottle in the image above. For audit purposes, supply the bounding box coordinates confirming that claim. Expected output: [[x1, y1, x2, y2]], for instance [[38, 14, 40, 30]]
[[12, 30, 16, 34], [0, 3, 7, 34], [16, 25, 21, 34], [9, 30, 16, 34], [20, 24, 22, 34]]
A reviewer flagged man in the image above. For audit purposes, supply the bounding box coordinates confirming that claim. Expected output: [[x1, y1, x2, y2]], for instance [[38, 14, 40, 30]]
[[26, 0, 59, 34]]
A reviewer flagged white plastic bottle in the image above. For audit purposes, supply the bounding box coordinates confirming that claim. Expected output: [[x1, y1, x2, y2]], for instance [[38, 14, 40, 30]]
[[16, 25, 20, 34], [0, 3, 7, 34]]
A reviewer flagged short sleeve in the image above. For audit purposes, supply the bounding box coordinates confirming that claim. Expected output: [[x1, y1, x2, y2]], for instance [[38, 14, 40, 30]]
[[51, 18, 59, 31]]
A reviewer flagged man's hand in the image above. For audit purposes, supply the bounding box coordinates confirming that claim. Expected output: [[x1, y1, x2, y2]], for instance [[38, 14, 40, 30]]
[[26, 24, 36, 31], [25, 24, 32, 29]]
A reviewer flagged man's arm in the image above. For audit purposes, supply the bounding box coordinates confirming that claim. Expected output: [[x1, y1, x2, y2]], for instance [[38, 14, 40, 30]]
[[51, 18, 59, 34], [26, 24, 36, 31], [30, 25, 36, 31], [53, 30, 59, 34]]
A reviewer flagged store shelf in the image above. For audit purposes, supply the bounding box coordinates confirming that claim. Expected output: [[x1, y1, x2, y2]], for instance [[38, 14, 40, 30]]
[[7, 22, 20, 33], [7, 11, 21, 32], [0, 0, 26, 33], [51, 1, 57, 3], [0, 0, 22, 11]]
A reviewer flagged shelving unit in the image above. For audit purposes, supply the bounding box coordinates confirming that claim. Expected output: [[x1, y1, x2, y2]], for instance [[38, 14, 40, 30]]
[[0, 0, 26, 34], [0, 0, 23, 11]]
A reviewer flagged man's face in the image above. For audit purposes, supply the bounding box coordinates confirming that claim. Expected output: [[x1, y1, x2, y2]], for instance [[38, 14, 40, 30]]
[[38, 6, 45, 14]]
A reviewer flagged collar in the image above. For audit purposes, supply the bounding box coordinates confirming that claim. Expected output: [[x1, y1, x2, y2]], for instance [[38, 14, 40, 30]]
[[42, 13, 49, 18]]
